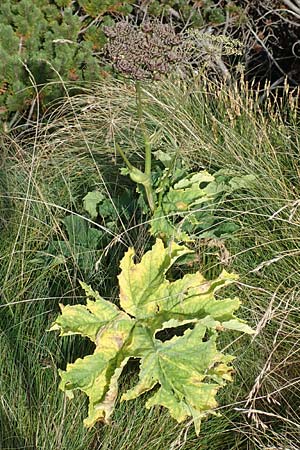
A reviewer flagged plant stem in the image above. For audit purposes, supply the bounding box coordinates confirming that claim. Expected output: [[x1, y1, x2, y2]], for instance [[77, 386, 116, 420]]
[[116, 142, 155, 212], [135, 81, 155, 212], [115, 143, 134, 170], [144, 183, 155, 213], [135, 81, 152, 176]]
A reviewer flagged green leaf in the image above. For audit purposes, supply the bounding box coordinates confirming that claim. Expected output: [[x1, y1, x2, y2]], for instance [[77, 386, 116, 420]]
[[118, 239, 192, 318], [149, 169, 254, 243], [221, 319, 255, 334], [83, 190, 104, 219], [173, 171, 214, 190], [49, 282, 122, 341], [156, 270, 240, 320], [149, 170, 222, 242], [150, 207, 191, 242], [229, 174, 256, 191], [51, 239, 253, 433], [122, 324, 233, 435], [62, 215, 101, 249], [153, 149, 173, 167], [44, 215, 103, 277]]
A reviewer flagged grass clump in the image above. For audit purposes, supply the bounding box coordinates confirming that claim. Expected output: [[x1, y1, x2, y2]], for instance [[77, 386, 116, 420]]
[[1, 76, 300, 449]]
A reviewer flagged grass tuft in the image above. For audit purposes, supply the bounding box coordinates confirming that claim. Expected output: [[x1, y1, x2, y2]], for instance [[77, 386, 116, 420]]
[[1, 76, 300, 449]]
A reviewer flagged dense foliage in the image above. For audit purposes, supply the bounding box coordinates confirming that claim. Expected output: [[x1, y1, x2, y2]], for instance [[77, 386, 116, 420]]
[[0, 0, 134, 127], [3, 0, 300, 130], [1, 1, 300, 448], [0, 0, 241, 129]]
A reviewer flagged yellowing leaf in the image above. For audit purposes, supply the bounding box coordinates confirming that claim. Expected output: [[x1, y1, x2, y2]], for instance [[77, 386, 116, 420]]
[[49, 303, 109, 341], [118, 239, 192, 318], [122, 324, 233, 434], [56, 311, 134, 427], [221, 319, 255, 334], [156, 270, 239, 319], [49, 281, 123, 342], [51, 239, 253, 433]]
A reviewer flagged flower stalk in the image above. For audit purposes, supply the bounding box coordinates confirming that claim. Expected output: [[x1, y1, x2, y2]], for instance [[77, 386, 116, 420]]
[[103, 19, 185, 214]]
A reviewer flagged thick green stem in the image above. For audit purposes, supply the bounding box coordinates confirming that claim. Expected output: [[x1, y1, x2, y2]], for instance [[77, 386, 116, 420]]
[[116, 142, 155, 213], [144, 182, 155, 214], [135, 81, 155, 213]]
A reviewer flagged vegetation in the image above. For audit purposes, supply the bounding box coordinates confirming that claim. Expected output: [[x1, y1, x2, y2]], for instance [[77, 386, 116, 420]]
[[1, 1, 300, 448], [1, 73, 300, 449], [0, 0, 137, 129], [2, 0, 300, 131]]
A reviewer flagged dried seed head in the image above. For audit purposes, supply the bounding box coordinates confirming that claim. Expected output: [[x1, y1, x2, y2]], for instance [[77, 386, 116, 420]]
[[103, 20, 243, 81], [103, 20, 185, 81]]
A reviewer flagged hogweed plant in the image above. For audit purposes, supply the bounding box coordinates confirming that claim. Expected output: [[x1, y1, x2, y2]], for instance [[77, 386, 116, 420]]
[[50, 20, 254, 434], [102, 19, 246, 234], [103, 20, 186, 214]]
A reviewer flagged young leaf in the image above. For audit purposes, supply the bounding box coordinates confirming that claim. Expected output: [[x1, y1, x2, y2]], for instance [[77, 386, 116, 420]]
[[149, 169, 255, 242], [83, 190, 104, 219]]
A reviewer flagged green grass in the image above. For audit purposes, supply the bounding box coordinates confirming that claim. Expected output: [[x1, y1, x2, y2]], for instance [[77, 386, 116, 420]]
[[1, 77, 300, 449]]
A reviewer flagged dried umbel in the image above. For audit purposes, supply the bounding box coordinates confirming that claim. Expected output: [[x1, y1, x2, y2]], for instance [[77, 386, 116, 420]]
[[103, 20, 185, 80], [103, 20, 243, 81]]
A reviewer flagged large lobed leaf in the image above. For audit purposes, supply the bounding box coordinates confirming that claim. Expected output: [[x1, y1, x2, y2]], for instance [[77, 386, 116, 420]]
[[51, 239, 253, 433], [123, 323, 234, 435], [150, 168, 255, 242], [118, 239, 192, 318]]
